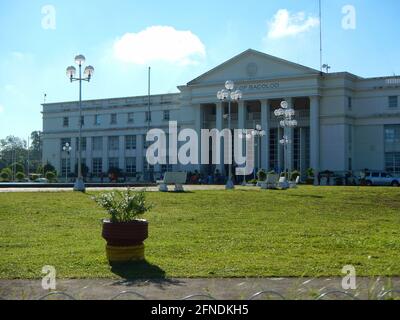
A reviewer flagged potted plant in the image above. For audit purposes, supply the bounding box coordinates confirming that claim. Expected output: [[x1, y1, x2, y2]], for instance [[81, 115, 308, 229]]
[[93, 189, 153, 263], [306, 168, 314, 185]]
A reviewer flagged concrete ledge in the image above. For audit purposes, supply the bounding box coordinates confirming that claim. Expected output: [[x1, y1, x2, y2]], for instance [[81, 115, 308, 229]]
[[0, 183, 157, 189]]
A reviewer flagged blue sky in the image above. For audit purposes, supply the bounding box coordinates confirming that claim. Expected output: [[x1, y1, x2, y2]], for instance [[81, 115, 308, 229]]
[[0, 0, 399, 139]]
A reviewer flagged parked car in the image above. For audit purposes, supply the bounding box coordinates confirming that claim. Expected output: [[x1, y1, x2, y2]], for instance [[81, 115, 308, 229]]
[[34, 178, 49, 183], [364, 172, 400, 187]]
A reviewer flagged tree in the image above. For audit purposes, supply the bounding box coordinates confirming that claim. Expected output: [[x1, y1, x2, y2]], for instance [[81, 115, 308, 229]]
[[43, 162, 56, 175], [0, 136, 27, 169], [29, 131, 43, 173], [9, 162, 24, 174]]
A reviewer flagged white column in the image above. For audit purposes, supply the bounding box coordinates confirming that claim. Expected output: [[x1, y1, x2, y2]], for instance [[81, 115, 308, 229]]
[[216, 102, 225, 175], [195, 104, 203, 172], [86, 137, 92, 173], [238, 101, 246, 131], [119, 136, 125, 171], [136, 135, 144, 179], [261, 100, 270, 170], [310, 96, 321, 184], [70, 137, 77, 175], [300, 127, 306, 178], [102, 136, 108, 173], [238, 101, 246, 175]]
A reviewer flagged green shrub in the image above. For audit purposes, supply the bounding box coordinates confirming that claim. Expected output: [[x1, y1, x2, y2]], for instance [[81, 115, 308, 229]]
[[93, 189, 153, 223], [0, 168, 11, 181], [257, 169, 267, 181], [16, 172, 25, 181], [307, 168, 314, 178], [248, 179, 258, 185], [291, 171, 300, 181], [45, 171, 57, 182], [9, 163, 24, 175]]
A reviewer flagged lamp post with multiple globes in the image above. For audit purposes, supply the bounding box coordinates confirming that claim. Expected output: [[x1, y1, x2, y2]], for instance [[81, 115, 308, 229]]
[[217, 81, 242, 190], [274, 100, 298, 183], [66, 55, 94, 192]]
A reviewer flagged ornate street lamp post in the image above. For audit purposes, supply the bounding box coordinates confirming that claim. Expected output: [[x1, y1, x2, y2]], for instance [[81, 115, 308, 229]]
[[274, 100, 298, 182], [62, 143, 72, 183], [251, 124, 266, 180], [217, 81, 242, 190], [66, 55, 94, 192]]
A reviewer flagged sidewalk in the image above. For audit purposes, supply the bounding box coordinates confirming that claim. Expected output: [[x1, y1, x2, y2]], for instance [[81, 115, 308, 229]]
[[1, 277, 399, 300]]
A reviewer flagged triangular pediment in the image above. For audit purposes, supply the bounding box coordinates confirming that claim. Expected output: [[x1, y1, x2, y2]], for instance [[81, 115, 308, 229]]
[[188, 49, 319, 85]]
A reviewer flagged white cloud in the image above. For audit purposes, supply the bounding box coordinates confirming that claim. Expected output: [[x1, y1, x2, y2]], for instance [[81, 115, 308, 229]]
[[113, 26, 206, 65], [267, 9, 319, 39], [0, 104, 4, 113]]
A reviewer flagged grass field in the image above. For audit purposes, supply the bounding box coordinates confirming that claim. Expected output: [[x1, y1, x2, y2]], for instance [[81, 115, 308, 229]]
[[0, 186, 400, 279]]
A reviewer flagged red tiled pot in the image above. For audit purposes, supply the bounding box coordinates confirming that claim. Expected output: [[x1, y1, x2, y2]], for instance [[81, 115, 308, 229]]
[[102, 220, 148, 247]]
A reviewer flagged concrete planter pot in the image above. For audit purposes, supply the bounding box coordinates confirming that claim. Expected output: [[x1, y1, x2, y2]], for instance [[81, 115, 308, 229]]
[[102, 220, 148, 262]]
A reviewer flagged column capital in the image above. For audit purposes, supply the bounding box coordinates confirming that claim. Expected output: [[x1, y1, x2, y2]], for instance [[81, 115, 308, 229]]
[[310, 95, 321, 103]]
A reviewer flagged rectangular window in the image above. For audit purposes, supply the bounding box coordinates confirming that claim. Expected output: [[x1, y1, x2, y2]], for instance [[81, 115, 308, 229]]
[[61, 158, 71, 176], [125, 157, 137, 174], [389, 96, 398, 108], [75, 137, 87, 151], [110, 113, 117, 124], [385, 125, 400, 174], [385, 153, 400, 174], [94, 115, 101, 126], [269, 129, 278, 172], [108, 158, 119, 170], [348, 97, 352, 110], [63, 117, 69, 127], [60, 138, 71, 152], [92, 137, 103, 151], [144, 157, 154, 173], [92, 158, 103, 176], [161, 164, 173, 173], [145, 111, 152, 122], [125, 135, 137, 150], [108, 136, 119, 151], [163, 110, 170, 121], [128, 113, 134, 124]]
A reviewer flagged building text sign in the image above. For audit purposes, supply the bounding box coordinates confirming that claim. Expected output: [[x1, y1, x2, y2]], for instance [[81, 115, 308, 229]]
[[238, 82, 280, 91]]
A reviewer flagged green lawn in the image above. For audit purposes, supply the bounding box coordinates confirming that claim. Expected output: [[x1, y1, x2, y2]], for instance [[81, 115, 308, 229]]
[[0, 187, 400, 279]]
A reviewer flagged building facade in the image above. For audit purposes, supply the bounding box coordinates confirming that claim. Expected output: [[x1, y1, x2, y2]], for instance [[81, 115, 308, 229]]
[[42, 49, 400, 181]]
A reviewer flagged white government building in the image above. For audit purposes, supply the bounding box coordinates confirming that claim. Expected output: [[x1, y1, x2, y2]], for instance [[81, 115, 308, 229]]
[[42, 49, 400, 181]]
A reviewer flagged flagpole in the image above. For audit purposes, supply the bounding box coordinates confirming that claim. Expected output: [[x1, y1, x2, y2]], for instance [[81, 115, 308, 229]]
[[319, 0, 323, 72], [147, 67, 151, 181]]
